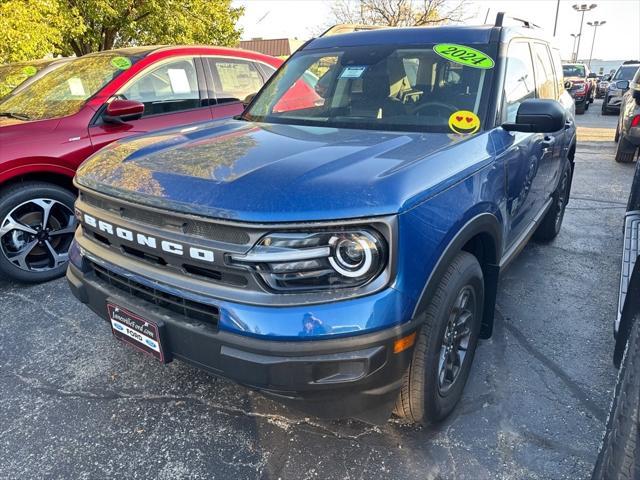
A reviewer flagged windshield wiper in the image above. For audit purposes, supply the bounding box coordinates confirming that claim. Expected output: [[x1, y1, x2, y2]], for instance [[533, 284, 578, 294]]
[[0, 111, 30, 121]]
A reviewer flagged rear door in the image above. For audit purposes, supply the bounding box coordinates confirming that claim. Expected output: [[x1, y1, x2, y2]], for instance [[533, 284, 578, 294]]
[[494, 40, 547, 247], [89, 56, 212, 151], [531, 42, 565, 196], [205, 57, 269, 119]]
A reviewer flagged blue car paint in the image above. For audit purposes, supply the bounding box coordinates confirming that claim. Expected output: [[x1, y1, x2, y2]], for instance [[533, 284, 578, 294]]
[[72, 26, 575, 342]]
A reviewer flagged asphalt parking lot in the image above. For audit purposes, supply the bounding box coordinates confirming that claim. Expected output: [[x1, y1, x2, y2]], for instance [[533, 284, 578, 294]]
[[0, 100, 633, 480]]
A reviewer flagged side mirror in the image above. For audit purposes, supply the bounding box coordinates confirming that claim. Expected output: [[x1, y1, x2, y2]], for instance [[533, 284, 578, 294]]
[[633, 88, 640, 103], [104, 99, 144, 124], [616, 80, 630, 90], [587, 73, 597, 79], [502, 99, 566, 133], [564, 80, 573, 90], [242, 92, 256, 107]]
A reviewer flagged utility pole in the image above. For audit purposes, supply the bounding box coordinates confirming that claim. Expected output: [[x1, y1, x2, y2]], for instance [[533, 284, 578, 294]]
[[587, 20, 606, 68], [553, 0, 560, 36], [572, 4, 597, 62], [570, 33, 581, 62]]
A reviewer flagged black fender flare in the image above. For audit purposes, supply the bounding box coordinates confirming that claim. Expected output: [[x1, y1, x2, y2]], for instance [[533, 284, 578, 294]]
[[411, 212, 503, 339]]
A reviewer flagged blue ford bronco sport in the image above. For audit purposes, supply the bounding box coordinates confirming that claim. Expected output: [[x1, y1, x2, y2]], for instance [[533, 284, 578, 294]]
[[66, 14, 577, 424]]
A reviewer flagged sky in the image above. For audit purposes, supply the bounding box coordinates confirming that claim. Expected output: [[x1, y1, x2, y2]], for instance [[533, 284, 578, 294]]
[[234, 0, 640, 61]]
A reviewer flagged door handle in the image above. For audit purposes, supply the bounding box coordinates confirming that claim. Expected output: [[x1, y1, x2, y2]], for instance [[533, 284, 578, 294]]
[[541, 136, 556, 152]]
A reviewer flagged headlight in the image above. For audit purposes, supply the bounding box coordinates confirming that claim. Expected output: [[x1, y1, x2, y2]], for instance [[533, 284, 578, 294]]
[[229, 229, 387, 292]]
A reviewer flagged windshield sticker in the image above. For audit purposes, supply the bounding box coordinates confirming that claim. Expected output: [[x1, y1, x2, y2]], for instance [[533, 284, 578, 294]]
[[434, 44, 494, 69], [340, 66, 367, 78], [111, 56, 132, 70], [449, 110, 480, 134], [23, 65, 38, 77]]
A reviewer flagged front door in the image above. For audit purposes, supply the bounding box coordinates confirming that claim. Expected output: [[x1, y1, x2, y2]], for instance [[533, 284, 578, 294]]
[[498, 41, 548, 248], [89, 56, 212, 151]]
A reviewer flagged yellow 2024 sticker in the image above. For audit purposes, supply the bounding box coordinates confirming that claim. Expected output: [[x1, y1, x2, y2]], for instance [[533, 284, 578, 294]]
[[434, 44, 494, 69], [449, 110, 480, 134], [111, 56, 132, 70], [23, 65, 38, 76]]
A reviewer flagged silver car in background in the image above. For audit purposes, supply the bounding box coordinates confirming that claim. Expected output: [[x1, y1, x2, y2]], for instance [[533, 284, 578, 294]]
[[603, 62, 640, 115], [614, 67, 640, 163]]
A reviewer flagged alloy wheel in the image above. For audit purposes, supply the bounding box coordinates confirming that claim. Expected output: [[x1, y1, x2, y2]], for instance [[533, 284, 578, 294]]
[[0, 198, 76, 272], [438, 285, 476, 394]]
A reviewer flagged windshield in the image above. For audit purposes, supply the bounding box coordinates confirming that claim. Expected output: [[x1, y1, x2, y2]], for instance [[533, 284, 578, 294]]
[[613, 65, 640, 81], [0, 54, 140, 121], [243, 44, 493, 133], [562, 64, 586, 77], [0, 61, 53, 99]]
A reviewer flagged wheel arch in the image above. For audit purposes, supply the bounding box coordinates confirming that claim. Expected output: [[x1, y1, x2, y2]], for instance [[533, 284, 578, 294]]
[[412, 212, 502, 339], [0, 164, 76, 193]]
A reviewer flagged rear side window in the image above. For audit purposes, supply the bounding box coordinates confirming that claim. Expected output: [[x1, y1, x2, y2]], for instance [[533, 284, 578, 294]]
[[209, 59, 264, 104], [503, 42, 536, 122], [120, 58, 201, 116], [532, 43, 557, 99]]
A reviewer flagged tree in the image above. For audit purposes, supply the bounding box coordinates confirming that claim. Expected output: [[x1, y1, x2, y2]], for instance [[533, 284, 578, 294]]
[[330, 0, 470, 27], [57, 0, 244, 57], [0, 0, 73, 63]]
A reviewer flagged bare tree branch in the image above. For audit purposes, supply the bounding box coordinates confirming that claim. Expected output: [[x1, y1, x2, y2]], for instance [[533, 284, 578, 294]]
[[330, 0, 471, 27]]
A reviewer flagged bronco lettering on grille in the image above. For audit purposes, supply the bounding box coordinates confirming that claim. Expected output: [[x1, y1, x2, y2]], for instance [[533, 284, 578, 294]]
[[81, 213, 215, 263]]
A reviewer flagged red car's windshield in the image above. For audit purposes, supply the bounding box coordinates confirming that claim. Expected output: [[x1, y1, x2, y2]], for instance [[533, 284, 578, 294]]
[[0, 53, 141, 122]]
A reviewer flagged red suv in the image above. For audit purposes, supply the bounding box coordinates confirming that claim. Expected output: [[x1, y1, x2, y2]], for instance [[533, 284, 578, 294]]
[[0, 46, 283, 283]]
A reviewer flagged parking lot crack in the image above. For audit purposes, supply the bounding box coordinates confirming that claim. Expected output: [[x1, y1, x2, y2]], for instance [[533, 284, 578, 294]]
[[496, 311, 607, 422], [11, 371, 380, 441]]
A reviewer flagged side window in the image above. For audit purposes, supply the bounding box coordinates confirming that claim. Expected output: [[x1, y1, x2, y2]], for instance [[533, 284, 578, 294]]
[[210, 59, 264, 104], [120, 58, 200, 117], [503, 42, 536, 122], [550, 48, 565, 95], [532, 43, 557, 99]]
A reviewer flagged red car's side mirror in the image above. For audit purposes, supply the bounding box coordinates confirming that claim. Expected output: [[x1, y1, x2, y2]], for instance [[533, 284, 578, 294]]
[[104, 99, 144, 124]]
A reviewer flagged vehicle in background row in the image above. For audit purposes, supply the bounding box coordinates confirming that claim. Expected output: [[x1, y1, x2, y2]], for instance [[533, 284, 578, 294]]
[[603, 62, 640, 115], [562, 63, 596, 114], [67, 14, 576, 424], [592, 133, 640, 479], [0, 45, 284, 283], [596, 73, 611, 99], [0, 57, 70, 99], [614, 67, 640, 163]]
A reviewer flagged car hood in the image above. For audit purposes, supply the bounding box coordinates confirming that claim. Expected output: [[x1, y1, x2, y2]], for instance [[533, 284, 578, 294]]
[[76, 119, 491, 222]]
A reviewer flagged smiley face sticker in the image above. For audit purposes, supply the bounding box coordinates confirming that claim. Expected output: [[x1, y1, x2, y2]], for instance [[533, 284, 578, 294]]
[[448, 110, 480, 135]]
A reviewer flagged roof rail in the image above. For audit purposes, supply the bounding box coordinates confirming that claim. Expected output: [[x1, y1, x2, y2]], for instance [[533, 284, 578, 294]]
[[319, 24, 386, 37], [494, 12, 541, 29]]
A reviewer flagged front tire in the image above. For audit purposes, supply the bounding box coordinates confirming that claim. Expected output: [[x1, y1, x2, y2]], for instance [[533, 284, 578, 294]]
[[394, 251, 483, 425], [592, 320, 640, 480], [0, 182, 76, 283]]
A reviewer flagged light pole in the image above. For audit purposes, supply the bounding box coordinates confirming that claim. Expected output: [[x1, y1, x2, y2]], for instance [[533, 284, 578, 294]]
[[587, 20, 606, 68], [570, 33, 581, 62], [572, 3, 597, 62]]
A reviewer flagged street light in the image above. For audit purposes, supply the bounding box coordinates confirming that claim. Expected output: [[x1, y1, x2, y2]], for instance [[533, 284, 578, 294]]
[[572, 3, 597, 62], [587, 20, 606, 68], [570, 33, 581, 62]]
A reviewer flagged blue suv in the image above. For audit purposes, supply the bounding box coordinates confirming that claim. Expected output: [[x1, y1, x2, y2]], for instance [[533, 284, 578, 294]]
[[66, 15, 576, 424]]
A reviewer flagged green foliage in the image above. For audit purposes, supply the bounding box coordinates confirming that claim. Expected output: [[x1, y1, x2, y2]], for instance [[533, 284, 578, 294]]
[[58, 0, 244, 56], [0, 0, 244, 63], [0, 0, 70, 63]]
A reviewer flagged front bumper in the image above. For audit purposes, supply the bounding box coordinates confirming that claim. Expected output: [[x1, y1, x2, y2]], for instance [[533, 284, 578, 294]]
[[67, 262, 418, 422]]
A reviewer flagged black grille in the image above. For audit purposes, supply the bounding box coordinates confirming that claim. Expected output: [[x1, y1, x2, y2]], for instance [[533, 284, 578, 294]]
[[90, 261, 219, 324], [80, 192, 251, 245]]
